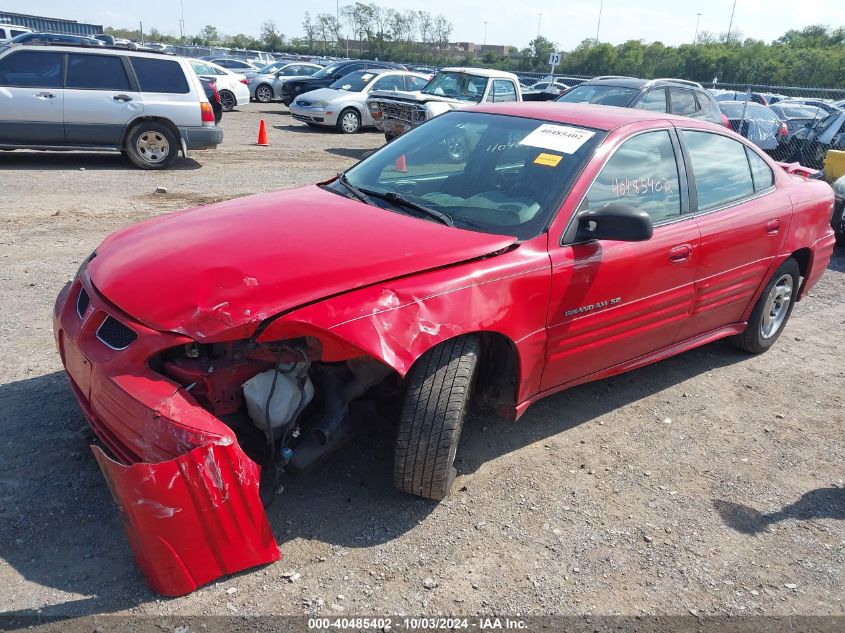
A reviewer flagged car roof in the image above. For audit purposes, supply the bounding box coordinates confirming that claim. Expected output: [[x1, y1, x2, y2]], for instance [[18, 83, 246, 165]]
[[440, 67, 519, 80], [468, 102, 708, 131], [2, 43, 178, 58]]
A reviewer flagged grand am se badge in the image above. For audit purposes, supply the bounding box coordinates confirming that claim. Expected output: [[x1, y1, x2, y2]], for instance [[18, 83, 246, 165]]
[[565, 297, 622, 317]]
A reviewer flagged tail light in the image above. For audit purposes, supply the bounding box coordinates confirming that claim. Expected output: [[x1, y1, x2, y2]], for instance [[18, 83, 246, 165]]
[[212, 83, 220, 104], [200, 102, 215, 125], [240, 78, 248, 85], [720, 113, 731, 128], [777, 122, 788, 137]]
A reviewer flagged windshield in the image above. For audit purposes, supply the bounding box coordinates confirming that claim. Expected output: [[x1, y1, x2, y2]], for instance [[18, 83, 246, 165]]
[[330, 70, 379, 92], [312, 62, 343, 79], [719, 103, 778, 121], [338, 111, 605, 240], [557, 84, 639, 107], [257, 62, 283, 74], [422, 71, 489, 102]]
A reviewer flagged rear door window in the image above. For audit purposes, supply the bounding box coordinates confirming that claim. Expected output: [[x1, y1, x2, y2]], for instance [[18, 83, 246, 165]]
[[130, 57, 189, 94], [67, 54, 131, 91], [371, 74, 404, 91], [682, 131, 755, 210], [0, 50, 64, 88], [670, 88, 699, 115], [486, 79, 517, 103], [637, 88, 667, 112]]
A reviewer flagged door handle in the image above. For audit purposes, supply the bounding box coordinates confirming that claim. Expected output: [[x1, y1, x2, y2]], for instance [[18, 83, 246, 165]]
[[766, 219, 780, 235], [113, 94, 133, 102], [668, 244, 693, 264], [35, 92, 55, 99]]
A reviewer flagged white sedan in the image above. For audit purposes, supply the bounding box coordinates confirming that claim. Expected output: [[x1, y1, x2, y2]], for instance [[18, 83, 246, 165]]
[[289, 70, 430, 133], [189, 59, 250, 112]]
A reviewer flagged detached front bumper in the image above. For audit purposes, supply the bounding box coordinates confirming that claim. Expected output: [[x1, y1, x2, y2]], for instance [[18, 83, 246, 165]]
[[180, 125, 224, 151], [53, 277, 280, 596]]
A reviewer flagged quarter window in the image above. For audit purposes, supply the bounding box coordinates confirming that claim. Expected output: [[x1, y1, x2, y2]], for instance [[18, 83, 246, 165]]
[[581, 131, 681, 224], [0, 51, 63, 88], [130, 57, 189, 94], [406, 75, 429, 91], [746, 147, 774, 192], [67, 54, 131, 91], [683, 131, 755, 211]]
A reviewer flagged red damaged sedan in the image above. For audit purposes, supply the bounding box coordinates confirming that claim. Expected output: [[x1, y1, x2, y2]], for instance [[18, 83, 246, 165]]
[[54, 103, 836, 596]]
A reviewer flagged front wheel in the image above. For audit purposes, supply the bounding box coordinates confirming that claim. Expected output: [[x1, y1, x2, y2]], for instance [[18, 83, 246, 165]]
[[219, 90, 236, 112], [255, 84, 274, 103], [124, 122, 178, 170], [730, 258, 800, 353], [393, 335, 480, 501], [337, 108, 361, 134]]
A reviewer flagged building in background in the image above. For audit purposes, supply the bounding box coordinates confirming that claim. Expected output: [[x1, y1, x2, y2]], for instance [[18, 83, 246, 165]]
[[0, 11, 102, 36]]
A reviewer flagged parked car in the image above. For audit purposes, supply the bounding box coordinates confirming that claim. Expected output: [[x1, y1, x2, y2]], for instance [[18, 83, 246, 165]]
[[188, 59, 250, 111], [718, 101, 789, 157], [202, 57, 262, 73], [785, 109, 845, 169], [0, 41, 222, 168], [777, 98, 839, 116], [289, 69, 430, 133], [522, 78, 570, 102], [280, 59, 406, 106], [139, 42, 174, 53], [6, 32, 105, 47], [367, 67, 523, 143], [248, 62, 322, 103], [831, 174, 845, 245], [53, 102, 836, 596], [560, 77, 726, 125], [199, 76, 223, 124], [713, 89, 770, 106], [770, 103, 827, 140], [0, 24, 32, 42], [92, 34, 136, 49]]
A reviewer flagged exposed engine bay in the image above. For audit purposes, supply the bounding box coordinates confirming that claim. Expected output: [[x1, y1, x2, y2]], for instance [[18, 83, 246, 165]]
[[155, 338, 396, 499]]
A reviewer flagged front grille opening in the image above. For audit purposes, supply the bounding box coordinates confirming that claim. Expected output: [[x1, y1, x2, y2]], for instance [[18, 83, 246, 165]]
[[76, 287, 90, 318], [96, 316, 138, 350]]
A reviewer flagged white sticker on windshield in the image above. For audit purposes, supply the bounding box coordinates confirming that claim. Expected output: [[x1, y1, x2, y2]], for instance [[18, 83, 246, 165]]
[[361, 73, 374, 81], [519, 124, 595, 154]]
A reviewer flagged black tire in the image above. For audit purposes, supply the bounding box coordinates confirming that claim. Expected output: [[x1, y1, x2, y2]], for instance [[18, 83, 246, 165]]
[[337, 108, 361, 134], [254, 84, 274, 103], [123, 122, 178, 170], [393, 335, 480, 501], [730, 258, 800, 353], [219, 90, 236, 112], [384, 132, 397, 142], [832, 202, 845, 246]]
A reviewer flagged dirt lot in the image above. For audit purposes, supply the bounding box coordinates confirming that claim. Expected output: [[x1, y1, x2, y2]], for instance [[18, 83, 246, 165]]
[[0, 102, 843, 623]]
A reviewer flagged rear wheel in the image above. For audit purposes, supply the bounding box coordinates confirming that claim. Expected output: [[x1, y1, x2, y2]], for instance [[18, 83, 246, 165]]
[[219, 90, 236, 112], [393, 335, 480, 501], [124, 122, 178, 170], [255, 84, 274, 103], [730, 258, 800, 353], [337, 108, 361, 134]]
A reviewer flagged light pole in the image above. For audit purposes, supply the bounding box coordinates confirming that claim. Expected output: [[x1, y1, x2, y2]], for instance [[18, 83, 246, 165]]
[[179, 0, 185, 43], [694, 12, 702, 44], [483, 20, 488, 47], [727, 0, 737, 42], [537, 13, 542, 38], [596, 0, 603, 44]]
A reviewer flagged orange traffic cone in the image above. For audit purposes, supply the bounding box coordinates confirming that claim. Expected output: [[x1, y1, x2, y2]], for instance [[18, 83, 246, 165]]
[[256, 119, 269, 146]]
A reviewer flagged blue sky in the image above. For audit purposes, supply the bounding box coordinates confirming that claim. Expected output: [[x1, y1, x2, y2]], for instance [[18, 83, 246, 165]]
[[6, 1, 844, 49]]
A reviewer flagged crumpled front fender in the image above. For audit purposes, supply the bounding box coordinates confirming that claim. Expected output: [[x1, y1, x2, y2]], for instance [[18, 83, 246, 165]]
[[93, 440, 280, 597]]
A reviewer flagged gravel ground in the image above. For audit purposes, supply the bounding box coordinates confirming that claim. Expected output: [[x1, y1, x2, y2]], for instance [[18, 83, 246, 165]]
[[0, 102, 843, 623]]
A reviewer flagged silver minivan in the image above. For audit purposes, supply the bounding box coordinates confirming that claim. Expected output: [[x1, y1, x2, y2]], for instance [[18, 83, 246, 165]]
[[0, 42, 223, 169]]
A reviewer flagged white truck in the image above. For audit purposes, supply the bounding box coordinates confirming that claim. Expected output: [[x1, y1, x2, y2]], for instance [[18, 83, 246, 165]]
[[366, 67, 523, 142]]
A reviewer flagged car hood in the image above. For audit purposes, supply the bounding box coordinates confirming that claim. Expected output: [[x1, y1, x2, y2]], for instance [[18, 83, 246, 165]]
[[369, 89, 464, 105], [294, 87, 360, 104], [88, 186, 517, 341]]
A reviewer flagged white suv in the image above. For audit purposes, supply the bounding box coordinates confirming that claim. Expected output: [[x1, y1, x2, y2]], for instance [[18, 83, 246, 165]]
[[0, 42, 223, 169]]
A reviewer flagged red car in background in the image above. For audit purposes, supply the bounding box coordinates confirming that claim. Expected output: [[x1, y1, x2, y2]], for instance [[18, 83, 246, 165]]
[[54, 102, 836, 596]]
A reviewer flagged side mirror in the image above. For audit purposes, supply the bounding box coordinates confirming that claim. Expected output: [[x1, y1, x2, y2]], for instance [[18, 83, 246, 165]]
[[574, 204, 654, 242]]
